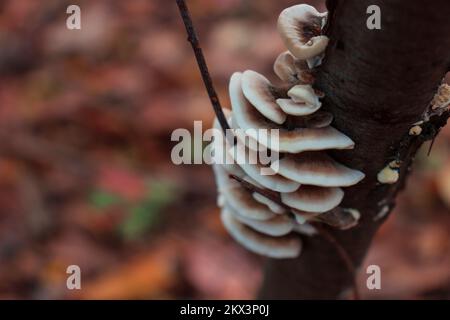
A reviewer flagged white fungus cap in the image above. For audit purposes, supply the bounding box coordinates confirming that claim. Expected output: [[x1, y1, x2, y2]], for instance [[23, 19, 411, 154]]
[[377, 161, 400, 184], [292, 209, 321, 224], [276, 98, 321, 116], [211, 114, 248, 179], [241, 70, 287, 124], [281, 185, 344, 213], [273, 51, 298, 83], [229, 72, 354, 153], [227, 142, 301, 193], [277, 4, 329, 60], [273, 51, 314, 84], [252, 192, 286, 214], [292, 222, 317, 236], [288, 84, 321, 107], [213, 165, 276, 220], [214, 2, 366, 259], [272, 152, 365, 187], [229, 114, 261, 152], [225, 204, 294, 237], [221, 208, 302, 258]]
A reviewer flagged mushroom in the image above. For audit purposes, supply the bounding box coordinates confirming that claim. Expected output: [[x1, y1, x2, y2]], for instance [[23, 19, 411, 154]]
[[229, 114, 261, 152], [211, 115, 248, 178], [221, 208, 302, 258], [288, 84, 321, 108], [271, 152, 365, 187], [273, 51, 314, 84], [409, 125, 422, 136], [225, 204, 294, 236], [241, 70, 287, 124], [213, 114, 300, 192], [231, 110, 336, 150], [230, 72, 354, 153], [274, 51, 298, 83], [213, 165, 275, 220], [227, 141, 301, 192], [292, 209, 321, 224], [292, 222, 317, 236], [217, 193, 225, 207], [276, 98, 321, 116], [377, 160, 400, 184], [212, 3, 366, 259], [252, 192, 287, 214], [281, 185, 344, 213], [277, 4, 329, 61]]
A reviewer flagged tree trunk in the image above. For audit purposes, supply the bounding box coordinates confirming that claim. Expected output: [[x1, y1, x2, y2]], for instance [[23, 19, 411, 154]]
[[259, 0, 450, 299]]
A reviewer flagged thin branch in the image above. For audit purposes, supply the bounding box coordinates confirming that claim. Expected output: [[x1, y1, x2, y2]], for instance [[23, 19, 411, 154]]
[[175, 0, 231, 135]]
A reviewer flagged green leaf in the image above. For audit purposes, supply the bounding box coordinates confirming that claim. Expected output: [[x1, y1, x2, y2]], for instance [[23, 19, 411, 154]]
[[89, 190, 123, 209], [119, 181, 175, 239]]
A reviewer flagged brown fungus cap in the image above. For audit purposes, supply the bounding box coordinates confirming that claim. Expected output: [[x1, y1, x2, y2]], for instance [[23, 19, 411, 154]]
[[277, 4, 329, 60], [281, 185, 344, 213], [272, 152, 365, 187], [276, 98, 321, 116], [288, 84, 321, 107], [252, 192, 286, 214], [241, 70, 287, 125], [230, 72, 354, 153], [225, 204, 294, 237], [213, 165, 275, 221], [227, 141, 301, 193], [273, 51, 314, 84], [221, 208, 302, 258]]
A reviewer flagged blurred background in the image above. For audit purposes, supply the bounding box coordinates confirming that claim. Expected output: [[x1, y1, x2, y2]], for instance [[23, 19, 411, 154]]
[[0, 0, 448, 299]]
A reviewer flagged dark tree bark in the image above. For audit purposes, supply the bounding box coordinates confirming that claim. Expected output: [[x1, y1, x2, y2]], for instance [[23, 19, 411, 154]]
[[259, 0, 450, 299]]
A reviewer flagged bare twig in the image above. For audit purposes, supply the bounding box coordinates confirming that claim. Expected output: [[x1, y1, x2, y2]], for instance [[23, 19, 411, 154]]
[[175, 0, 231, 135]]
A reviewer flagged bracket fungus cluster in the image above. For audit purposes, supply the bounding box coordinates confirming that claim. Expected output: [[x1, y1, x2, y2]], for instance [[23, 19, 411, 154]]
[[212, 4, 365, 258]]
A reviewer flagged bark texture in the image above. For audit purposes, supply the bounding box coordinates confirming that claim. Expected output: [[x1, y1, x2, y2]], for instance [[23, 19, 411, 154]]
[[259, 0, 450, 299]]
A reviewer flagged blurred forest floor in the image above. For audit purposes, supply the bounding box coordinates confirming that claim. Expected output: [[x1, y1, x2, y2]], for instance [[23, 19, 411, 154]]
[[0, 0, 448, 299]]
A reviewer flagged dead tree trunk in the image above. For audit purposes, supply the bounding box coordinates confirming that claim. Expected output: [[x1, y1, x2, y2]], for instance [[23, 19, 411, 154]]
[[259, 0, 450, 299]]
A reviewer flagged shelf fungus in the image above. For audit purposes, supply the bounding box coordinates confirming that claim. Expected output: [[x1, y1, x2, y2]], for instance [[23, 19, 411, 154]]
[[277, 4, 328, 66], [212, 4, 365, 258], [377, 160, 401, 184], [273, 51, 314, 85]]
